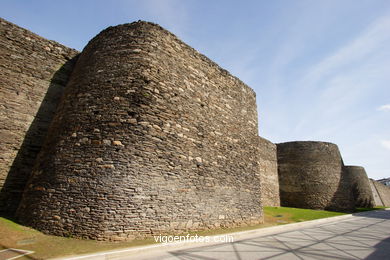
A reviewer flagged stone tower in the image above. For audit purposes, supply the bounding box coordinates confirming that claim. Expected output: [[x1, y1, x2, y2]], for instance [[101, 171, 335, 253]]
[[344, 166, 375, 208], [277, 141, 354, 212], [16, 21, 264, 240]]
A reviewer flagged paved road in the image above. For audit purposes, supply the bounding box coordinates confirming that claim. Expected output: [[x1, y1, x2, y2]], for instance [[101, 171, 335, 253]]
[[128, 210, 390, 260]]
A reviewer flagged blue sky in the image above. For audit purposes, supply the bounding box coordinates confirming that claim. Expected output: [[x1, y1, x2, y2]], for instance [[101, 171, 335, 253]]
[[1, 0, 390, 179]]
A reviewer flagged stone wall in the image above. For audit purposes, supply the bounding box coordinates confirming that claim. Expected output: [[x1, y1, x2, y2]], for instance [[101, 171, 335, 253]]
[[16, 21, 263, 241], [370, 179, 390, 207], [369, 179, 384, 206], [277, 141, 354, 212], [258, 137, 280, 207], [0, 18, 79, 216], [344, 166, 374, 208], [4, 17, 381, 242]]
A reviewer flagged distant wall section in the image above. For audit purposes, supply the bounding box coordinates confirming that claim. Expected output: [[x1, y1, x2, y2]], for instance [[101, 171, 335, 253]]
[[369, 179, 384, 206], [258, 137, 280, 207], [277, 141, 354, 212], [370, 179, 390, 207], [0, 18, 79, 215]]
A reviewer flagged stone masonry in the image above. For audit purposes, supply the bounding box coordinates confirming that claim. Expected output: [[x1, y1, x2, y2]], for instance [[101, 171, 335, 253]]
[[277, 141, 355, 212], [344, 166, 375, 208], [0, 18, 79, 216], [0, 17, 386, 242], [15, 21, 264, 240], [258, 137, 280, 207], [369, 179, 384, 206], [370, 179, 390, 207]]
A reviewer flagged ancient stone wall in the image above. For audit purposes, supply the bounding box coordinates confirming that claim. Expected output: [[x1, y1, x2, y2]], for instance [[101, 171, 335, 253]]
[[369, 179, 384, 206], [16, 21, 263, 241], [4, 17, 382, 242], [344, 166, 374, 208], [258, 137, 280, 207], [370, 179, 390, 207], [0, 18, 79, 216], [277, 141, 354, 212]]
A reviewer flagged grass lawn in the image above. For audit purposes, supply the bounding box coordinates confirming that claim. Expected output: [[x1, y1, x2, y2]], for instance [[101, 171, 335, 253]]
[[263, 206, 346, 223], [0, 206, 385, 259]]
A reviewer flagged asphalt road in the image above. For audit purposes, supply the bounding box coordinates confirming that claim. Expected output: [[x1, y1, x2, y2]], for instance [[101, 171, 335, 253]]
[[130, 210, 390, 260]]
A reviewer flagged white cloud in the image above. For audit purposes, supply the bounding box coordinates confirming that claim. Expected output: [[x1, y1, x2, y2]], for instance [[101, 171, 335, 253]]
[[301, 15, 390, 88], [378, 104, 390, 111], [381, 140, 390, 150], [284, 14, 390, 141]]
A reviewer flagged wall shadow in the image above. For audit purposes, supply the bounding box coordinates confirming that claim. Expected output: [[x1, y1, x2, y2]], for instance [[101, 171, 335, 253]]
[[325, 166, 355, 213], [167, 210, 390, 259], [352, 209, 390, 259], [365, 236, 390, 259], [0, 55, 78, 219], [352, 209, 390, 220]]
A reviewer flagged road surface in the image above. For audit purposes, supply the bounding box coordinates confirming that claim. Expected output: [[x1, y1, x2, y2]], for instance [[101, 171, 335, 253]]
[[130, 210, 390, 260]]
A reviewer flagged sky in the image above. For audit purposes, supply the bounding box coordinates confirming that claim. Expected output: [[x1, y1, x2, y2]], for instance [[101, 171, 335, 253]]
[[1, 0, 390, 179]]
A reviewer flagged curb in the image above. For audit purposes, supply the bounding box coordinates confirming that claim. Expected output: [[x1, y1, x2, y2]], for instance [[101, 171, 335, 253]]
[[53, 209, 388, 260]]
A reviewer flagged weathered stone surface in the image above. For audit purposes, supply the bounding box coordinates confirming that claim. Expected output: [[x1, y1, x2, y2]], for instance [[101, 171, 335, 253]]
[[4, 17, 373, 242], [16, 21, 264, 240], [369, 179, 384, 206], [0, 18, 79, 216], [277, 141, 354, 212], [258, 137, 280, 207], [370, 179, 390, 207], [344, 166, 375, 208]]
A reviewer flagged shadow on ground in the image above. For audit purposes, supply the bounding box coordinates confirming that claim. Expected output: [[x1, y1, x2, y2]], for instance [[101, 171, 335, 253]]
[[166, 210, 390, 260]]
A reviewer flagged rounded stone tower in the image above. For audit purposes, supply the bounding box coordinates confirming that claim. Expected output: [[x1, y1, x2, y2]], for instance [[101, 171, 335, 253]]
[[277, 141, 354, 212], [344, 166, 375, 208], [16, 21, 263, 240]]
